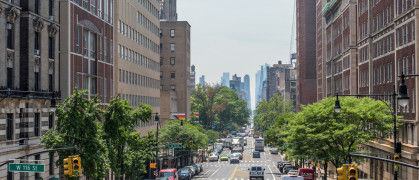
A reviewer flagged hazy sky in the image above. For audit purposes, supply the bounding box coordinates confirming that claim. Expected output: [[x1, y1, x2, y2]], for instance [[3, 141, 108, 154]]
[[178, 0, 296, 110]]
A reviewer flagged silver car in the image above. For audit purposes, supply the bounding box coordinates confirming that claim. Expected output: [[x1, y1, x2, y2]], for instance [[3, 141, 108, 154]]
[[230, 153, 240, 164], [208, 153, 219, 162], [270, 148, 278, 154]]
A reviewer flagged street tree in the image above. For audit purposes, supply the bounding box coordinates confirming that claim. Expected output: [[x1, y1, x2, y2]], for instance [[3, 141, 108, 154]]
[[254, 94, 294, 132], [102, 98, 153, 179], [159, 120, 209, 150], [124, 131, 157, 179], [41, 89, 109, 180], [284, 97, 396, 177]]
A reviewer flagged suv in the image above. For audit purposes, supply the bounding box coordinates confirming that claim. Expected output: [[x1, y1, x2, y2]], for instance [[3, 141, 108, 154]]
[[249, 166, 265, 180]]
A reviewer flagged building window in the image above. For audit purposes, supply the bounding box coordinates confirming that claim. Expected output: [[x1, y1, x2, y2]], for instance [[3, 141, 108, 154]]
[[98, 0, 102, 17], [34, 72, 39, 91], [6, 114, 13, 140], [83, 29, 88, 56], [6, 23, 13, 49], [170, 57, 175, 65], [159, 29, 162, 37], [170, 44, 175, 52], [170, 85, 176, 91], [82, 0, 88, 9], [109, 0, 113, 23], [35, 32, 40, 54], [34, 113, 40, 137], [48, 113, 54, 129], [49, 74, 54, 91], [170, 29, 175, 38], [49, 154, 54, 175], [76, 26, 80, 53], [35, 0, 40, 14], [413, 55, 415, 73], [49, 0, 54, 16], [90, 33, 96, 58], [83, 75, 89, 90], [91, 78, 97, 94], [49, 37, 55, 59], [7, 68, 13, 88], [171, 72, 175, 79], [110, 40, 113, 64]]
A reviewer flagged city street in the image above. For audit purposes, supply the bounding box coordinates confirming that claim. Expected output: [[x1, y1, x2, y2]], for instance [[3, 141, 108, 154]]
[[193, 137, 283, 180]]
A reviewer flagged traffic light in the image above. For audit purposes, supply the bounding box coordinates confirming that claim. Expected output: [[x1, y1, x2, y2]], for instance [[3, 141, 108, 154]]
[[189, 140, 193, 146], [337, 165, 347, 180], [72, 155, 82, 177], [348, 164, 358, 180], [394, 154, 401, 172], [63, 157, 72, 176]]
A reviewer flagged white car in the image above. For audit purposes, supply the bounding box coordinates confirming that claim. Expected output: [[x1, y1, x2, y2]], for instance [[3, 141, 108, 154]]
[[280, 175, 304, 180], [208, 153, 218, 162], [288, 170, 298, 176]]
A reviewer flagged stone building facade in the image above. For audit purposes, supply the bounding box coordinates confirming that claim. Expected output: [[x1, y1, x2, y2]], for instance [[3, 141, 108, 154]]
[[115, 0, 161, 135], [160, 21, 191, 122], [0, 0, 60, 179]]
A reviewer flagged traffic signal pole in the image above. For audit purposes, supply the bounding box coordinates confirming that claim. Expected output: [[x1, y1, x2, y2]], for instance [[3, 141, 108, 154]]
[[392, 86, 398, 180]]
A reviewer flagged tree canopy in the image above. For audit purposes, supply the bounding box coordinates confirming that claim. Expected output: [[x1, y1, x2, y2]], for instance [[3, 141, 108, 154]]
[[191, 85, 250, 131]]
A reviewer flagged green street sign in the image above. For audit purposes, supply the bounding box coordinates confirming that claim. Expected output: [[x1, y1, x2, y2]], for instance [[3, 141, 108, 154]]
[[208, 141, 214, 144], [9, 163, 45, 173], [168, 144, 182, 148]]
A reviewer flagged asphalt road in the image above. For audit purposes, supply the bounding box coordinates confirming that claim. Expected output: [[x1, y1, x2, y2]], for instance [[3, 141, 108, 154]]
[[192, 137, 283, 180]]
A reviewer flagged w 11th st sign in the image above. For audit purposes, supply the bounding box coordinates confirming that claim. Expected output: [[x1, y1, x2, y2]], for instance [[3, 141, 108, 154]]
[[9, 163, 45, 173]]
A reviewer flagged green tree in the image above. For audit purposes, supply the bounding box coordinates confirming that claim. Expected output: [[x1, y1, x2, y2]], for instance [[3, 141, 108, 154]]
[[102, 98, 153, 179], [191, 85, 250, 131], [159, 120, 209, 150], [41, 89, 108, 180], [254, 94, 294, 132], [124, 131, 157, 179], [284, 97, 397, 176]]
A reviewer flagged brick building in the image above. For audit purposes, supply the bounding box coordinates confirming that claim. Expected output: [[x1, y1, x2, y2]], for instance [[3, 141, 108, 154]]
[[316, 0, 419, 179], [0, 0, 60, 179], [296, 0, 317, 111], [160, 21, 191, 123], [59, 0, 114, 103]]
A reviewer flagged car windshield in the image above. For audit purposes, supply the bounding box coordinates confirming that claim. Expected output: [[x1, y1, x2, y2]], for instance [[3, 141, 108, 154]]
[[210, 153, 217, 156], [251, 167, 262, 171], [160, 172, 174, 177], [222, 155, 227, 157], [253, 151, 259, 154], [180, 169, 189, 173], [231, 154, 239, 158]]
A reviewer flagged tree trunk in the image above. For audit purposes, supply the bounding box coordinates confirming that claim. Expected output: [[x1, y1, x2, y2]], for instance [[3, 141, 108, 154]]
[[323, 163, 328, 180]]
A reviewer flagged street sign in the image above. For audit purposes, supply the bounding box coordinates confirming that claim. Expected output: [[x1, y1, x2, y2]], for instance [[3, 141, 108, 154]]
[[9, 163, 45, 173], [208, 141, 214, 144], [150, 163, 156, 168], [212, 125, 215, 129], [168, 144, 182, 148]]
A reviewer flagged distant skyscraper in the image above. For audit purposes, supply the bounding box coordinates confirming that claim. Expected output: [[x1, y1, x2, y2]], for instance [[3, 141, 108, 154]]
[[244, 75, 251, 113], [199, 75, 205, 86], [221, 72, 230, 87], [190, 65, 196, 88], [159, 0, 178, 21], [255, 64, 270, 105]]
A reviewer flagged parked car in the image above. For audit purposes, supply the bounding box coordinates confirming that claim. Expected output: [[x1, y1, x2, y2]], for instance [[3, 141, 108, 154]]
[[209, 153, 219, 162], [253, 151, 261, 158], [279, 175, 304, 180], [194, 163, 203, 172], [248, 166, 265, 180], [283, 165, 298, 174], [158, 169, 178, 180], [279, 161, 291, 173], [177, 168, 192, 180], [185, 166, 197, 176], [297, 168, 315, 180], [220, 155, 229, 161], [191, 164, 200, 174], [270, 148, 278, 154], [230, 153, 240, 164], [215, 145, 223, 154], [288, 170, 298, 176], [227, 134, 232, 138]]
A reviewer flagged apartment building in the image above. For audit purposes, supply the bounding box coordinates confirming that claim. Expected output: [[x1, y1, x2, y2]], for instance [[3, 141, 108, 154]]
[[59, 0, 115, 103], [160, 21, 191, 122], [0, 0, 60, 179], [115, 0, 161, 135], [316, 0, 419, 179], [296, 0, 317, 111]]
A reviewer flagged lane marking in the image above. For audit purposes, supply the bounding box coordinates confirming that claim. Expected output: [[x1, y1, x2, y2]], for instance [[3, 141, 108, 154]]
[[209, 166, 222, 179], [229, 165, 239, 180], [267, 160, 276, 180]]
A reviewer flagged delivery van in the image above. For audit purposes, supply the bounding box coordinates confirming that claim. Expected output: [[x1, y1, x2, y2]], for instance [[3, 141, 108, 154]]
[[297, 168, 315, 180]]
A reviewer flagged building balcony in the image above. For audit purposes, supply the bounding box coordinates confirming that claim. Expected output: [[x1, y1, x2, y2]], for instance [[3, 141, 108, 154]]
[[0, 87, 61, 100]]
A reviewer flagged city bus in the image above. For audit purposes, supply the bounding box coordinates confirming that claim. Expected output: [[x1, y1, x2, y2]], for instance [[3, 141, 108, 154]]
[[254, 138, 264, 152]]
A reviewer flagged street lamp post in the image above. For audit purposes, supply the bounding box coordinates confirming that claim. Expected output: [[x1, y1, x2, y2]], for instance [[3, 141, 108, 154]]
[[334, 79, 409, 180], [154, 113, 160, 178]]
